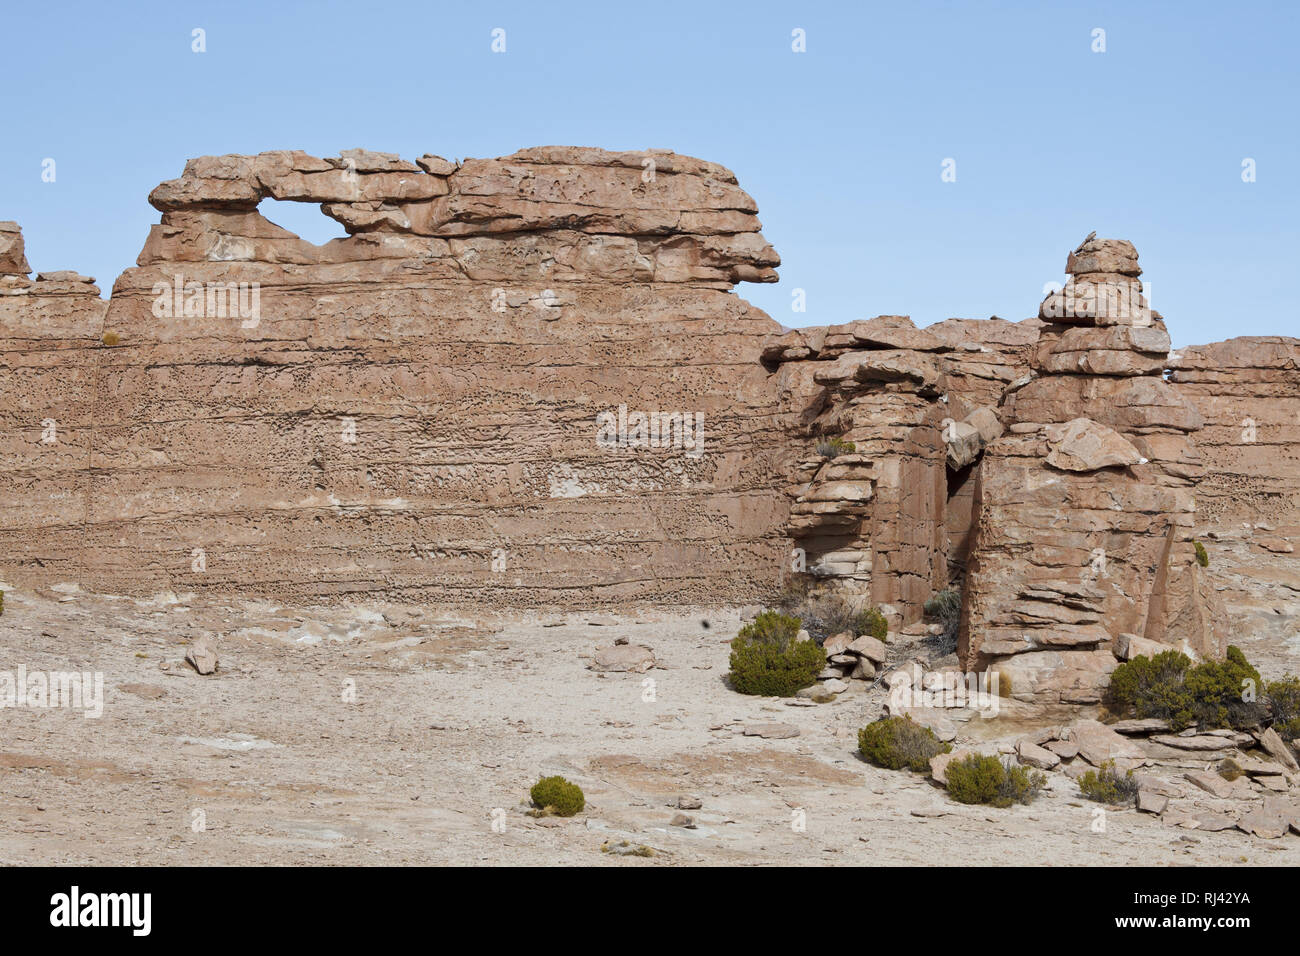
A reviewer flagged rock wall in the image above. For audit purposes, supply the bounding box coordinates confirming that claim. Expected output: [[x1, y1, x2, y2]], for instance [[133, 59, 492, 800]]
[[763, 315, 1029, 620], [1, 151, 1296, 654], [1169, 339, 1300, 659], [0, 148, 794, 608], [959, 237, 1226, 707]]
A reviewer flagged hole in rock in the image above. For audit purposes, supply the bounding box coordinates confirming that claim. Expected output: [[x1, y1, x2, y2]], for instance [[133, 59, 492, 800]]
[[257, 198, 349, 247]]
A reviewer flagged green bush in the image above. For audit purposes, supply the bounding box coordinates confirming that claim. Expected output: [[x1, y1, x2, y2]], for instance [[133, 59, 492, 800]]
[[1194, 540, 1209, 567], [1106, 645, 1265, 732], [854, 606, 889, 642], [728, 611, 824, 696], [857, 716, 951, 772], [529, 775, 585, 816], [1183, 645, 1264, 730], [815, 436, 857, 458], [1106, 649, 1195, 727], [1266, 675, 1300, 742], [946, 754, 1047, 807], [1078, 760, 1140, 805]]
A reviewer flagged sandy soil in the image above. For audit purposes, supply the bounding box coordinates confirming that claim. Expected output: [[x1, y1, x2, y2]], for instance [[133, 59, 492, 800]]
[[1, 584, 1297, 866]]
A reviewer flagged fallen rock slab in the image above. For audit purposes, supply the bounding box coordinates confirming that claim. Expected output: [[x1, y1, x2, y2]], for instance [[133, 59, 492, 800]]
[[1067, 720, 1146, 770], [1237, 810, 1289, 840], [1256, 727, 1300, 772], [185, 639, 219, 675], [743, 723, 800, 739], [1136, 790, 1169, 814], [1016, 739, 1061, 770], [591, 644, 655, 673]]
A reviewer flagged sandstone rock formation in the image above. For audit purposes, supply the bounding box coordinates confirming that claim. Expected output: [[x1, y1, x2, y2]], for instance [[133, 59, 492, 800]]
[[958, 237, 1226, 707], [1, 149, 788, 606], [0, 153, 1295, 707], [1168, 339, 1300, 655]]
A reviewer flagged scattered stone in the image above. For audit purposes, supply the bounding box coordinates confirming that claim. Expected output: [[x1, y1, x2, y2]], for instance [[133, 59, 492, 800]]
[[1185, 771, 1234, 799], [823, 631, 854, 656], [1256, 727, 1300, 772], [1067, 720, 1146, 770], [743, 723, 800, 739], [850, 659, 877, 681], [591, 644, 655, 673], [1016, 739, 1061, 770], [1237, 810, 1289, 840], [1191, 812, 1236, 832], [846, 634, 889, 664], [184, 638, 218, 675], [1136, 790, 1168, 815], [1110, 717, 1172, 734], [1043, 740, 1080, 759]]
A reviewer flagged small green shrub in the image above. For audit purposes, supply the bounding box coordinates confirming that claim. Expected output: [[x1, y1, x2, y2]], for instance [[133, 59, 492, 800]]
[[1106, 649, 1195, 727], [815, 436, 857, 458], [728, 611, 824, 696], [946, 754, 1047, 807], [1194, 540, 1209, 567], [1266, 675, 1300, 742], [1183, 645, 1264, 730], [854, 606, 889, 642], [530, 775, 585, 816], [857, 716, 951, 772], [1106, 645, 1266, 732], [1078, 760, 1140, 805]]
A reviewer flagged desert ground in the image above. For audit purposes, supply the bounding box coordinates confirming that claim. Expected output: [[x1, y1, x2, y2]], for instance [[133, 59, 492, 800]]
[[2, 584, 1296, 867]]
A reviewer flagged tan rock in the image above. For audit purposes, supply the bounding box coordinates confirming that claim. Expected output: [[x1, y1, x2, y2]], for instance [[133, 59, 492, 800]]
[[592, 644, 655, 673], [845, 634, 889, 665], [1257, 727, 1300, 772], [0, 222, 31, 275], [1067, 720, 1146, 770], [185, 638, 218, 675], [1016, 739, 1061, 770], [1044, 418, 1144, 472]]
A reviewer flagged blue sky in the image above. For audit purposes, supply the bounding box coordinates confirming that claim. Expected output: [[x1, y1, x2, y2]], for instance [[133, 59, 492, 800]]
[[4, 0, 1296, 346]]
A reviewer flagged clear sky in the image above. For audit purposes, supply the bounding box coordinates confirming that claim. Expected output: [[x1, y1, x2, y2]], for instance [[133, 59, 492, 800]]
[[4, 0, 1296, 346]]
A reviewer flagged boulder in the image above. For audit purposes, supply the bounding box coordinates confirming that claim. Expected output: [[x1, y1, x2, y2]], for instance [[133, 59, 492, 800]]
[[823, 631, 854, 656], [743, 723, 800, 739], [1016, 739, 1061, 770], [1067, 720, 1146, 770], [1256, 727, 1300, 772], [1066, 236, 1142, 277], [184, 638, 219, 675], [1044, 419, 1144, 472], [929, 748, 973, 785], [846, 634, 889, 665], [591, 644, 655, 673], [1135, 790, 1168, 814], [0, 222, 31, 275], [1237, 810, 1289, 840]]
